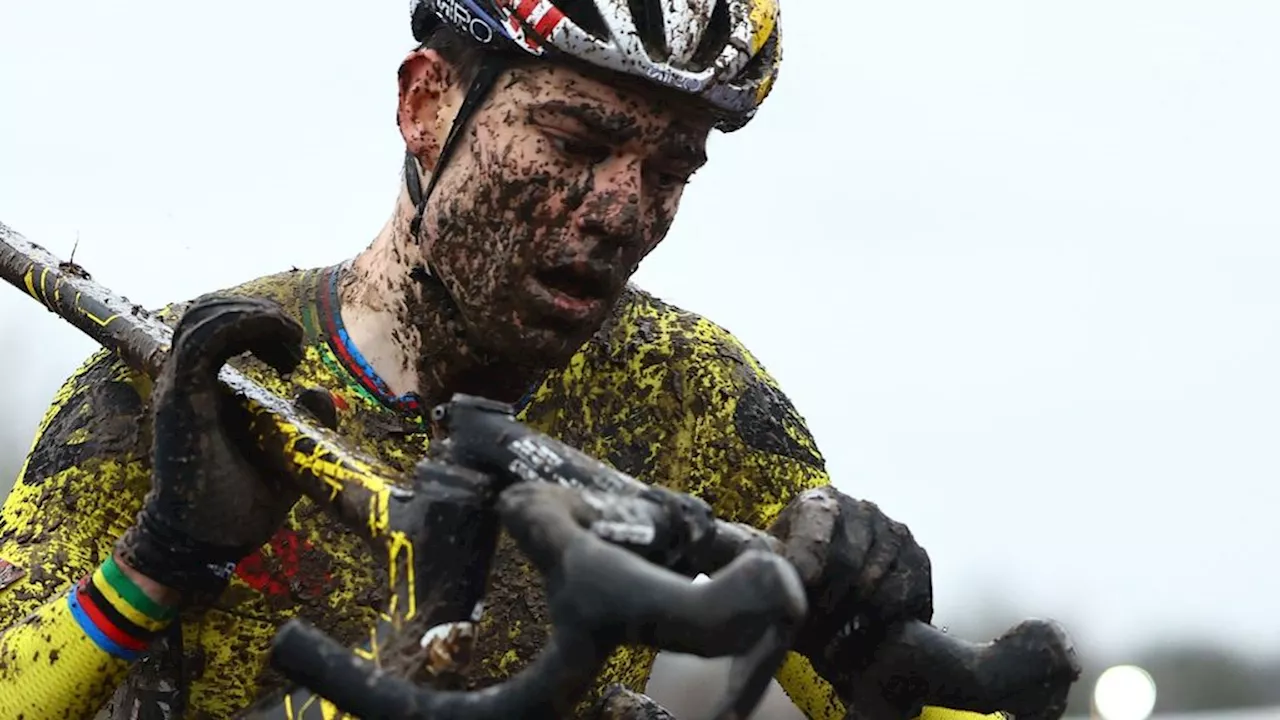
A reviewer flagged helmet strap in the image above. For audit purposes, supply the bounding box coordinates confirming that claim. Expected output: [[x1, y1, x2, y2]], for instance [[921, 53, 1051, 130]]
[[407, 52, 508, 248]]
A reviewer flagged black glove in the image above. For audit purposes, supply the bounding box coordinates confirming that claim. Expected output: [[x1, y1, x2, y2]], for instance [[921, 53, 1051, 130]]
[[116, 294, 332, 599], [767, 486, 933, 695]]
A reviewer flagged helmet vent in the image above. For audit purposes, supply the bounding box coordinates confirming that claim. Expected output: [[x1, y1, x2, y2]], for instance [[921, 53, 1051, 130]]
[[686, 0, 730, 71], [554, 0, 612, 42], [628, 0, 670, 62]]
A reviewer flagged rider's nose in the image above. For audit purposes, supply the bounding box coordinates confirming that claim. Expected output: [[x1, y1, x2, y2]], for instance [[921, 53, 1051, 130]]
[[574, 156, 643, 245]]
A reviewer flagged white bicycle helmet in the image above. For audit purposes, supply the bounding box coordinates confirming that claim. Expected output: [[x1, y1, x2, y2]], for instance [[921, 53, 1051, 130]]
[[409, 0, 782, 132]]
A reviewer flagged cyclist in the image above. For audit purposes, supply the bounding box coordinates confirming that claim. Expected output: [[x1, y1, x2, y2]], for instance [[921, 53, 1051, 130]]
[[0, 2, 1000, 718]]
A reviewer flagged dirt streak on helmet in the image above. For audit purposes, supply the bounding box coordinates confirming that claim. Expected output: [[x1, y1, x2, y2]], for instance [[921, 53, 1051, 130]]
[[410, 0, 782, 131]]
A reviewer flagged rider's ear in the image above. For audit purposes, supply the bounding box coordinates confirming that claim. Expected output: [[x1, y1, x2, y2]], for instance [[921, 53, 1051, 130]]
[[397, 48, 465, 176]]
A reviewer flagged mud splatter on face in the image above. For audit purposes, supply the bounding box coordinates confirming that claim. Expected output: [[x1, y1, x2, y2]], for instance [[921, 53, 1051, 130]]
[[410, 62, 714, 384]]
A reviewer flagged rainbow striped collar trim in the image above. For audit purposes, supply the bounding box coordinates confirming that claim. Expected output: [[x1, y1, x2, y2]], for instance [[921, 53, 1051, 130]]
[[312, 262, 545, 418], [316, 263, 425, 417]]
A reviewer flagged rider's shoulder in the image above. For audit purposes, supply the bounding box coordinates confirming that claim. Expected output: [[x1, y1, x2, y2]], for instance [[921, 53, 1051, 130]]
[[599, 284, 769, 379], [21, 346, 149, 480], [152, 265, 319, 328], [595, 285, 827, 472]]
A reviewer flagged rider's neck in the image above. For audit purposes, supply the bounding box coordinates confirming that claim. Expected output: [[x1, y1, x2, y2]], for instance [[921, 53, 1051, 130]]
[[338, 191, 546, 410]]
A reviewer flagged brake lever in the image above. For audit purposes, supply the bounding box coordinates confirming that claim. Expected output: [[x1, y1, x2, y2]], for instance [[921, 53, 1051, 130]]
[[845, 619, 1079, 720], [705, 525, 1081, 720], [432, 395, 1082, 720]]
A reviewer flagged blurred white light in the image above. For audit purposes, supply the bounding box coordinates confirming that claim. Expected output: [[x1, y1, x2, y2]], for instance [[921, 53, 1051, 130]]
[[1093, 664, 1157, 720]]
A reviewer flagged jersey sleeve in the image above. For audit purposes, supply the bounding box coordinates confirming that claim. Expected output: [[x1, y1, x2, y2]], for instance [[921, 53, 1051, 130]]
[[674, 320, 1003, 720], [0, 349, 168, 719], [671, 316, 829, 530]]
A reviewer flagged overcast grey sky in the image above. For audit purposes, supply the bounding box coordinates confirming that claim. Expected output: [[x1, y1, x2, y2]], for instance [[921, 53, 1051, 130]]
[[2, 0, 1278, 668]]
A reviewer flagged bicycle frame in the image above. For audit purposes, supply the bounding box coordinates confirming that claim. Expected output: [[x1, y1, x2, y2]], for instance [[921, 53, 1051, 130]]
[[0, 222, 1082, 720]]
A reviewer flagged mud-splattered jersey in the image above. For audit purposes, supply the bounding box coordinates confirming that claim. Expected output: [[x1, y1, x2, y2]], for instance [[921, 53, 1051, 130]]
[[0, 263, 847, 718], [0, 264, 1005, 720]]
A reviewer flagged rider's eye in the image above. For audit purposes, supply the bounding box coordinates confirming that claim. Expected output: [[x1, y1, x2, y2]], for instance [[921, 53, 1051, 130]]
[[550, 135, 610, 164], [651, 167, 694, 191]]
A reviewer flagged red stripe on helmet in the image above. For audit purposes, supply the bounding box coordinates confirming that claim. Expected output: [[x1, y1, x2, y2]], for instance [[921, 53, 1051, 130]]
[[514, 0, 539, 20], [533, 4, 565, 37]]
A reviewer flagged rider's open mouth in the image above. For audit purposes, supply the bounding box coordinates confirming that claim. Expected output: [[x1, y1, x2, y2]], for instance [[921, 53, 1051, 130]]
[[534, 266, 613, 305]]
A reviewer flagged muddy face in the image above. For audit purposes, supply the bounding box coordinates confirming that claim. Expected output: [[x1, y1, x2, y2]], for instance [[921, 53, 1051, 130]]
[[408, 59, 714, 366]]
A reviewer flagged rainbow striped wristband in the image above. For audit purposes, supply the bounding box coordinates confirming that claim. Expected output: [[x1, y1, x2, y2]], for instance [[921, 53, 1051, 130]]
[[67, 556, 178, 661]]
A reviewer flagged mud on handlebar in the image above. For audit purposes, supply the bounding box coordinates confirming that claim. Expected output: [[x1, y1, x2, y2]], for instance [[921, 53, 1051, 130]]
[[267, 475, 804, 720], [260, 397, 1080, 720], [0, 227, 1082, 720]]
